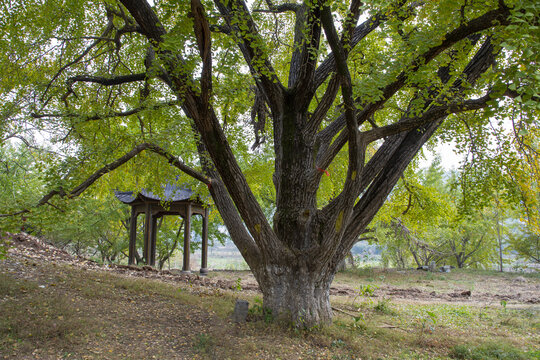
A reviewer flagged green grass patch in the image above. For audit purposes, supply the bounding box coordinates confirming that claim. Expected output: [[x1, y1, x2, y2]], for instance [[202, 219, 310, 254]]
[[374, 297, 396, 315], [193, 333, 216, 356], [450, 342, 535, 360]]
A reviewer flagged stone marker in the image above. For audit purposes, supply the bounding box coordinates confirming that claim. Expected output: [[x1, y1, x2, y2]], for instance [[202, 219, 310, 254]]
[[232, 300, 249, 323], [429, 261, 437, 272]]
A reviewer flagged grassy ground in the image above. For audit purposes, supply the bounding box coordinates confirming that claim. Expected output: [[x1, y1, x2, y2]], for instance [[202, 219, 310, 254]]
[[1, 255, 539, 359], [335, 267, 540, 302]]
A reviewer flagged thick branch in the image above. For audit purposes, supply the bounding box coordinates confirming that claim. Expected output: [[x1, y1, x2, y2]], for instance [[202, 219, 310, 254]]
[[191, 0, 212, 104], [182, 95, 282, 261], [119, 0, 191, 96], [0, 143, 209, 217], [339, 37, 500, 255], [119, 0, 277, 262], [306, 0, 363, 135], [119, 0, 166, 44], [354, 7, 509, 126], [31, 100, 179, 122], [193, 140, 262, 276], [363, 93, 495, 143], [314, 15, 383, 89], [67, 73, 147, 87], [288, 2, 322, 103], [256, 2, 299, 13], [213, 0, 284, 115], [306, 75, 340, 135], [314, 0, 420, 90], [319, 5, 364, 224]]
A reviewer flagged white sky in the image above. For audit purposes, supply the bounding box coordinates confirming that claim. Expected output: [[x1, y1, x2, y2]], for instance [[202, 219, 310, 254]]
[[421, 141, 462, 171]]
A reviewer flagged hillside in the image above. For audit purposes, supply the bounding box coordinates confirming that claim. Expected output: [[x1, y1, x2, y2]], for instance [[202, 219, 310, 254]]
[[1, 233, 539, 359]]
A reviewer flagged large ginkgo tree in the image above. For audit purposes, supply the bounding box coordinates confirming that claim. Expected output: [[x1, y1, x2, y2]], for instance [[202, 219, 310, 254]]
[[1, 0, 538, 326]]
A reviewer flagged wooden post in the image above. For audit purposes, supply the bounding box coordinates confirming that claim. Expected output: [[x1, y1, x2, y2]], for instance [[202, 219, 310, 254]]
[[200, 208, 209, 275], [128, 207, 137, 265], [182, 203, 191, 273], [143, 204, 152, 264], [150, 214, 158, 267]]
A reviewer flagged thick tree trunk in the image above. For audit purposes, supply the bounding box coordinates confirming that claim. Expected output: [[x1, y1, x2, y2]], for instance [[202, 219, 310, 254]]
[[259, 265, 334, 327]]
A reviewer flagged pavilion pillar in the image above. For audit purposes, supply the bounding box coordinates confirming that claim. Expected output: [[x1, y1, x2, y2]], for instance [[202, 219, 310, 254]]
[[182, 203, 192, 273], [200, 208, 209, 275], [149, 214, 158, 267], [143, 204, 152, 264], [128, 207, 137, 265]]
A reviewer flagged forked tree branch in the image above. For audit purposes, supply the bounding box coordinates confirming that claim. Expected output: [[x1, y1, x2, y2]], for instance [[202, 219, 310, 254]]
[[119, 0, 279, 261], [42, 19, 114, 100], [67, 73, 147, 87], [314, 13, 383, 89], [314, 0, 418, 90], [338, 38, 500, 257], [306, 0, 364, 135], [213, 0, 284, 115], [287, 1, 322, 103]]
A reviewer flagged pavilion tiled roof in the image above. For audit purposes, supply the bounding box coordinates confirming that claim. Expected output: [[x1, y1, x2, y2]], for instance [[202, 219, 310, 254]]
[[115, 184, 194, 204]]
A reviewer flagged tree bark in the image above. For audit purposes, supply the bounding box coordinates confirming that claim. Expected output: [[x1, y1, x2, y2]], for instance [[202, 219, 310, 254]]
[[496, 205, 504, 272], [258, 264, 334, 327]]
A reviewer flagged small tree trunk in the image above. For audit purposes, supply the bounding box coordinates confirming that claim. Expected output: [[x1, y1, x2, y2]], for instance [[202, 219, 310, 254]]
[[496, 204, 503, 272], [455, 252, 464, 268], [134, 249, 143, 265], [346, 251, 356, 269], [259, 265, 334, 328], [410, 248, 422, 268]]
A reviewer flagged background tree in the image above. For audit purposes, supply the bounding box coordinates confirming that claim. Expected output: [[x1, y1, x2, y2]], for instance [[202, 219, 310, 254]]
[[443, 213, 497, 268], [1, 0, 538, 326], [375, 158, 452, 268], [509, 227, 540, 265], [446, 86, 540, 270], [0, 144, 47, 230], [376, 159, 500, 269]]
